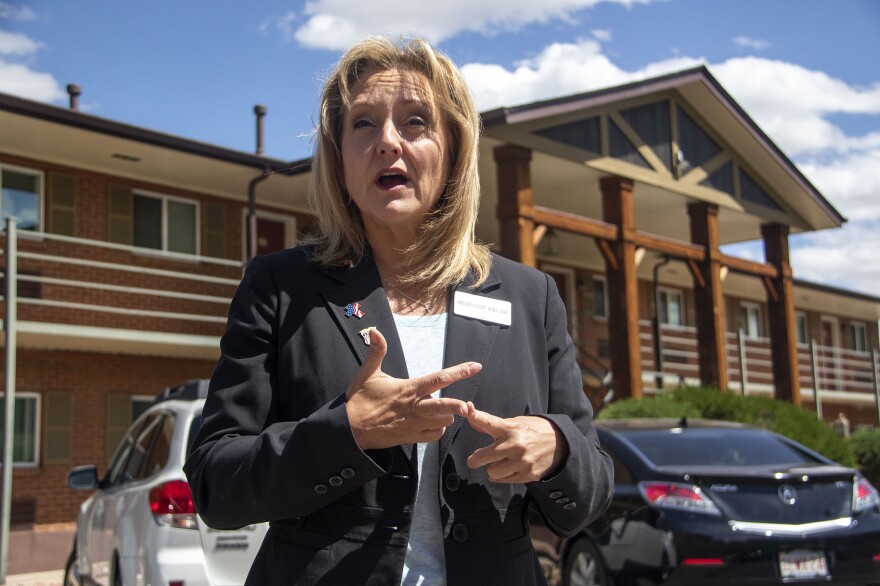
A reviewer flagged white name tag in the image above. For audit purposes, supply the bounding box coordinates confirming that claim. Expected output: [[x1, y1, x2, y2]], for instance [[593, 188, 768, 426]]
[[453, 291, 512, 326]]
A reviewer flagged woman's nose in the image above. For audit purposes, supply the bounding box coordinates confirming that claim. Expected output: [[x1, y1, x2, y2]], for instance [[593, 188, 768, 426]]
[[376, 121, 402, 156]]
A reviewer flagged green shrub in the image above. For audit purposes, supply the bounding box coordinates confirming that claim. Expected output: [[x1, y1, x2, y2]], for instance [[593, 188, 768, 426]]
[[597, 386, 854, 466], [848, 428, 880, 486], [597, 394, 701, 420]]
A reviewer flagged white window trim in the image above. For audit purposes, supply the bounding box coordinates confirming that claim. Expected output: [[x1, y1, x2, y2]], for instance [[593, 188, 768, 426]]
[[133, 189, 201, 255], [740, 301, 763, 339], [0, 391, 41, 468], [239, 209, 298, 261], [795, 311, 808, 347], [0, 163, 45, 233], [851, 321, 868, 354], [658, 286, 686, 329], [592, 274, 608, 321]]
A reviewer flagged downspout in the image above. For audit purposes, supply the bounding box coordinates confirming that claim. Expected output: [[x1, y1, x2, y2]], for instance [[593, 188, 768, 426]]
[[246, 105, 269, 264], [652, 255, 671, 390]]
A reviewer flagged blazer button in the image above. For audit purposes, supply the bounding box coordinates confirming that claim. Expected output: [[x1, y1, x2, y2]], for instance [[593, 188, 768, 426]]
[[314, 484, 328, 495], [549, 491, 563, 499], [452, 523, 469, 543], [556, 497, 570, 505], [341, 467, 355, 479], [444, 473, 461, 492], [329, 475, 343, 487], [563, 502, 577, 510]]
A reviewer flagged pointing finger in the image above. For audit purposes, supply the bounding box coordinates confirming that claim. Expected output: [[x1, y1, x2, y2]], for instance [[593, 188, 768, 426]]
[[466, 407, 508, 440], [412, 362, 482, 396]]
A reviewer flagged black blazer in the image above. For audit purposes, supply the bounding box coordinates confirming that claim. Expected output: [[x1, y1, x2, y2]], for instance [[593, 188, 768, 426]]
[[184, 247, 613, 585]]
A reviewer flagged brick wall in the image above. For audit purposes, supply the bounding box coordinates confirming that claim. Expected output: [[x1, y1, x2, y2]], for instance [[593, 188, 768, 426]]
[[2, 349, 216, 525]]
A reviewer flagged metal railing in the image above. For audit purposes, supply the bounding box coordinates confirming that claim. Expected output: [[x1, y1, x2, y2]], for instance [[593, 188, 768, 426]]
[[636, 318, 880, 423], [0, 226, 245, 338]]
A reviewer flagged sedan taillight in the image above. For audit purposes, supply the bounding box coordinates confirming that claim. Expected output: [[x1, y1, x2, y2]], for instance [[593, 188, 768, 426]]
[[639, 481, 721, 516], [149, 480, 198, 529], [854, 478, 880, 513]]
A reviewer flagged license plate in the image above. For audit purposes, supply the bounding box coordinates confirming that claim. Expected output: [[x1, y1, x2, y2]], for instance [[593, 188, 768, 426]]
[[779, 550, 828, 579]]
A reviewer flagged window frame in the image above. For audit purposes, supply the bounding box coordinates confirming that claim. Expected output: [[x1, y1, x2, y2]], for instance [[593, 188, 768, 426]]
[[795, 311, 808, 346], [739, 301, 763, 340], [0, 164, 44, 233], [592, 275, 608, 321], [850, 321, 868, 354], [0, 392, 41, 468], [657, 286, 685, 328], [132, 189, 200, 255]]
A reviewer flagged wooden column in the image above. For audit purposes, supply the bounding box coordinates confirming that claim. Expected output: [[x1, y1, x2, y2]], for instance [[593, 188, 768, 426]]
[[494, 145, 536, 267], [687, 202, 729, 390], [600, 176, 642, 398], [762, 223, 801, 405]]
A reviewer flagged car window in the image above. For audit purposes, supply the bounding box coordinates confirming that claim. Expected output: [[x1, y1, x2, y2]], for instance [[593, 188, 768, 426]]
[[104, 415, 152, 486], [139, 414, 174, 479], [122, 412, 170, 483], [620, 429, 819, 468]]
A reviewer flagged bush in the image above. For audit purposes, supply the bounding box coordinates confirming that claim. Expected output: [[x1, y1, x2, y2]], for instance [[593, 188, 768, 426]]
[[848, 428, 880, 486], [597, 385, 855, 466]]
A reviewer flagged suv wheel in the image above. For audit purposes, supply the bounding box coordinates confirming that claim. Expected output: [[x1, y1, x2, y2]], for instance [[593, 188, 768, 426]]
[[563, 537, 609, 586]]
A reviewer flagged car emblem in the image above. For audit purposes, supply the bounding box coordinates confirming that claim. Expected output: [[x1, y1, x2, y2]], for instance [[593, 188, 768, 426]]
[[778, 485, 797, 505]]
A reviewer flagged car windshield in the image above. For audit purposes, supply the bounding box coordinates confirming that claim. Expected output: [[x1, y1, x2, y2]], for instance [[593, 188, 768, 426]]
[[620, 428, 820, 468]]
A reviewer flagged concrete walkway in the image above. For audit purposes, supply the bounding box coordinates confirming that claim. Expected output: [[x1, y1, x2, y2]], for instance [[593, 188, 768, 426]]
[[1, 525, 73, 586]]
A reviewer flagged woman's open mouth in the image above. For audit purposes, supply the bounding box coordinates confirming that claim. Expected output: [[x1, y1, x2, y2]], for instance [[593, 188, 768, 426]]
[[376, 171, 408, 190]]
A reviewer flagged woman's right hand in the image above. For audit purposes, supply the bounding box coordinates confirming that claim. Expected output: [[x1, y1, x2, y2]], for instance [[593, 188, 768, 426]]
[[345, 328, 481, 450]]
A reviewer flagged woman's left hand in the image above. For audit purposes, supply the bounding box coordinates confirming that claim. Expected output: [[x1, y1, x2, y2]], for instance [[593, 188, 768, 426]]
[[464, 404, 569, 483]]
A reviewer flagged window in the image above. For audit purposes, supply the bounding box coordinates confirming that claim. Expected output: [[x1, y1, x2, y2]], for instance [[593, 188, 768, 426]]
[[795, 312, 808, 345], [658, 288, 684, 327], [132, 396, 153, 422], [592, 276, 607, 319], [0, 393, 40, 466], [849, 322, 868, 353], [740, 302, 762, 339], [1, 166, 42, 231], [133, 192, 198, 254]]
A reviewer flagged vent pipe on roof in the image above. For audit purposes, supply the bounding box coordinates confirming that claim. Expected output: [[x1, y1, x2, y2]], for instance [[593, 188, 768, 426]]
[[67, 84, 81, 111], [254, 104, 267, 155]]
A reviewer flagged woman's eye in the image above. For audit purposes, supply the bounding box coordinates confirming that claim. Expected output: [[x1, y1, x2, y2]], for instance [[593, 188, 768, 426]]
[[407, 116, 427, 128], [353, 118, 373, 129]]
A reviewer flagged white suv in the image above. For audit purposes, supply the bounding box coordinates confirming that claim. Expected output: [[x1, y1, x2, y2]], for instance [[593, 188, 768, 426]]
[[65, 380, 267, 586]]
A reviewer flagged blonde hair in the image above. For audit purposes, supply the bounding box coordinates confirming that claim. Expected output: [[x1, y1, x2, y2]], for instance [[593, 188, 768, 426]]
[[306, 37, 491, 294]]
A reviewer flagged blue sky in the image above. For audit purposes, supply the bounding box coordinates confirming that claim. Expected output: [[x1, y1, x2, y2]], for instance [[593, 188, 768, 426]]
[[2, 0, 879, 294]]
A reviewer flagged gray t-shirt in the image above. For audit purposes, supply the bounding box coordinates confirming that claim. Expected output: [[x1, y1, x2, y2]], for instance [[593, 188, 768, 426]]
[[394, 312, 448, 586]]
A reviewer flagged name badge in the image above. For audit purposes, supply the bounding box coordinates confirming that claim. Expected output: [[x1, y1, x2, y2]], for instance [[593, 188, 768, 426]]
[[453, 291, 512, 326]]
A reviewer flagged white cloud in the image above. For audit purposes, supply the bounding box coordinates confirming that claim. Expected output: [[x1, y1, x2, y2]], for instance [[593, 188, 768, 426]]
[[791, 221, 880, 295], [0, 29, 39, 55], [592, 28, 612, 42], [0, 2, 36, 21], [733, 36, 769, 51], [462, 39, 703, 111], [798, 148, 880, 222], [0, 58, 64, 101], [282, 0, 653, 50]]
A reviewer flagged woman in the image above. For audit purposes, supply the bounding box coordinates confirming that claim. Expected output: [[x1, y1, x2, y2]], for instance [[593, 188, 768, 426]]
[[185, 37, 612, 585]]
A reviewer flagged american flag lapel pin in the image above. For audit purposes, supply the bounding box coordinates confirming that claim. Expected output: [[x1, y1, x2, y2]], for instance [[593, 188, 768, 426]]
[[344, 302, 365, 319]]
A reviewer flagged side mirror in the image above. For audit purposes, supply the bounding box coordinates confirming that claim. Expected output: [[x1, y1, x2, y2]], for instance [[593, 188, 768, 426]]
[[68, 465, 99, 491]]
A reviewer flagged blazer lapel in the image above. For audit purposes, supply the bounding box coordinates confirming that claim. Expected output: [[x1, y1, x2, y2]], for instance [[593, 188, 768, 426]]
[[439, 267, 504, 461], [318, 258, 415, 466]]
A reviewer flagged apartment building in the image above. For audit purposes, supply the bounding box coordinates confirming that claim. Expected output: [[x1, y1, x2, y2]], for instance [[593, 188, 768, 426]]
[[1, 66, 877, 525]]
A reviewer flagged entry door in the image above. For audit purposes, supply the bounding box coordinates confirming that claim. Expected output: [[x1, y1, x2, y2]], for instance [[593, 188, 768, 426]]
[[256, 218, 286, 257]]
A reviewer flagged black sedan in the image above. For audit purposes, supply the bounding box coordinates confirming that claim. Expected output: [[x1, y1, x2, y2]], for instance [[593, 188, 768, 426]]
[[530, 418, 880, 585]]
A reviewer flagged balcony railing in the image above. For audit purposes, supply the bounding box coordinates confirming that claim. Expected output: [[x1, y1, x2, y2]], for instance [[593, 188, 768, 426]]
[[1, 224, 244, 348], [637, 319, 880, 422]]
